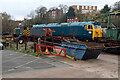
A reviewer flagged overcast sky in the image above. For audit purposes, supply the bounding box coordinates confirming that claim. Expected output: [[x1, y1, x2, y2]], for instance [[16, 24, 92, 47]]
[[0, 0, 119, 20]]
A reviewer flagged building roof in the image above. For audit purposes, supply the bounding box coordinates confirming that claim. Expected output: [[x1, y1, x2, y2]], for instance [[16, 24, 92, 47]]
[[110, 10, 120, 15]]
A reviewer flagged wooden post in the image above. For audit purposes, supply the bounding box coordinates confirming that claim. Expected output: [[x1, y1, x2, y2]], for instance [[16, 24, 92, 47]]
[[34, 42, 36, 53], [10, 41, 12, 48], [34, 36, 36, 53], [23, 36, 27, 50], [25, 42, 27, 50], [16, 42, 18, 50], [4, 41, 6, 47], [10, 38, 13, 48]]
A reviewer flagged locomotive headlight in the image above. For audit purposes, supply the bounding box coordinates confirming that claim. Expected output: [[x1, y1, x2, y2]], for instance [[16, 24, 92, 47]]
[[89, 31, 92, 34]]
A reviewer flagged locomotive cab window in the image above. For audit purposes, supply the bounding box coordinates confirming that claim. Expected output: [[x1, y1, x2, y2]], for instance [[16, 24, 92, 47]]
[[88, 25, 91, 29], [87, 25, 93, 30]]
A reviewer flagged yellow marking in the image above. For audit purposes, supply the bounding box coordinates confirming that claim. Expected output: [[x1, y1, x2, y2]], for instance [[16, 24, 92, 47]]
[[61, 53, 74, 60], [66, 55, 74, 60], [87, 25, 103, 40], [45, 49, 49, 54], [11, 38, 14, 41], [23, 30, 30, 35], [87, 25, 95, 40]]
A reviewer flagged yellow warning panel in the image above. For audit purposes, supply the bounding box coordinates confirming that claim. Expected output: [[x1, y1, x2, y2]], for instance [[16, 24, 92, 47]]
[[45, 49, 49, 54]]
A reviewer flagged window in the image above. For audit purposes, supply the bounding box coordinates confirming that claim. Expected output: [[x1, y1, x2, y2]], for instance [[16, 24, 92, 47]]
[[93, 6, 95, 10], [89, 6, 91, 10], [52, 13, 55, 17], [81, 10, 86, 13], [82, 6, 84, 9], [94, 26, 97, 29], [98, 26, 101, 29], [87, 25, 93, 29], [88, 25, 91, 29], [91, 26, 93, 29], [86, 6, 88, 9]]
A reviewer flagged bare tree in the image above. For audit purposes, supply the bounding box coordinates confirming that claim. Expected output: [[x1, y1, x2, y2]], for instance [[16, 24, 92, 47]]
[[59, 4, 68, 14], [26, 10, 36, 24], [112, 1, 120, 11], [27, 10, 35, 19], [2, 12, 11, 33], [35, 6, 47, 24], [2, 12, 19, 34]]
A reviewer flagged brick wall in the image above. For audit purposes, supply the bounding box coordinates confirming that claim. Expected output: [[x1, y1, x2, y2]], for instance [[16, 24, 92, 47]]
[[48, 8, 62, 19]]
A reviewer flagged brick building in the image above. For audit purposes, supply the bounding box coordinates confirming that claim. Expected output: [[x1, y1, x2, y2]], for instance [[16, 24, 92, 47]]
[[48, 8, 63, 19], [67, 5, 98, 23], [67, 16, 79, 23], [70, 5, 97, 14]]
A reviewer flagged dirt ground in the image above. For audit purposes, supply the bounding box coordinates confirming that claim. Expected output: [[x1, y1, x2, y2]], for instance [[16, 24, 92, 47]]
[[2, 50, 118, 78]]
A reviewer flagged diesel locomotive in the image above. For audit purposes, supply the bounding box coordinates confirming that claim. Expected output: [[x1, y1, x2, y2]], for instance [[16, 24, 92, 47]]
[[15, 22, 103, 43], [32, 22, 102, 40]]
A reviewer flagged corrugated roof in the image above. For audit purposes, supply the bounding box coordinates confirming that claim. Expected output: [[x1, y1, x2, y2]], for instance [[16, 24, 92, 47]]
[[110, 10, 120, 15]]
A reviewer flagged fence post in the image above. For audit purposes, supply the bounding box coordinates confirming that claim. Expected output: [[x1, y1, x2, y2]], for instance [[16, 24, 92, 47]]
[[25, 42, 27, 50], [10, 41, 12, 48], [16, 42, 18, 50], [33, 36, 36, 53], [34, 42, 36, 53]]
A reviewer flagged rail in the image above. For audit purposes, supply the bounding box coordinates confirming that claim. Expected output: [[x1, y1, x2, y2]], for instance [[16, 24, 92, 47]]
[[38, 40, 120, 50]]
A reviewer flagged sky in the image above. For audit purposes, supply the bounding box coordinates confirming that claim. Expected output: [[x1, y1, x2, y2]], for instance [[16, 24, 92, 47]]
[[0, 0, 119, 20]]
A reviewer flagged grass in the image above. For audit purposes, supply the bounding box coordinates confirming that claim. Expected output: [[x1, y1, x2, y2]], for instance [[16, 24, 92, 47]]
[[50, 52, 57, 54], [5, 43, 43, 57]]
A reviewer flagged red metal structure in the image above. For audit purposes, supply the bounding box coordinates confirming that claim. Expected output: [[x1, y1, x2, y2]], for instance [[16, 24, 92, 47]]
[[37, 44, 67, 57], [43, 28, 55, 36]]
